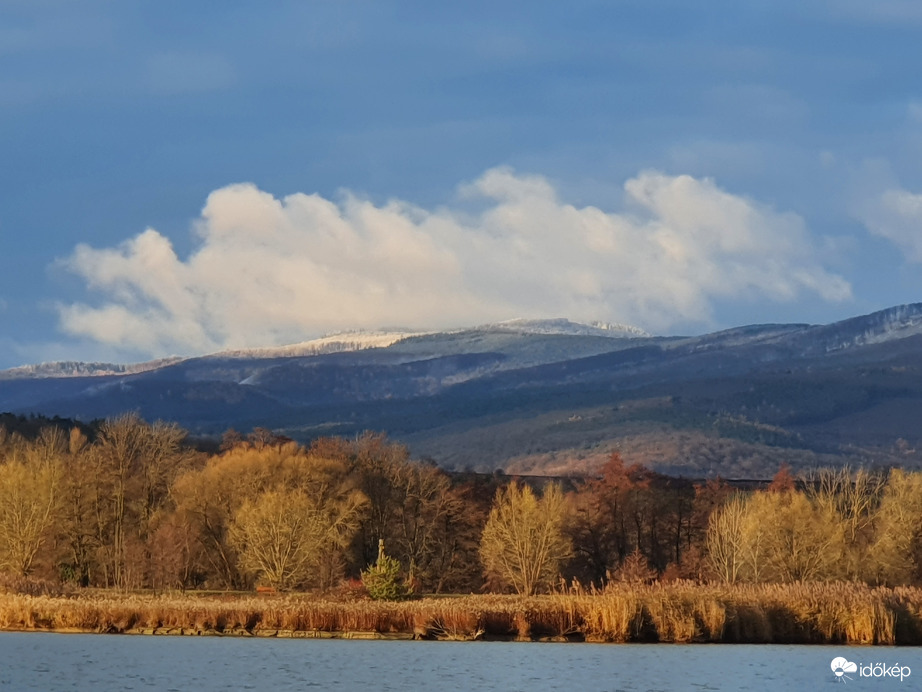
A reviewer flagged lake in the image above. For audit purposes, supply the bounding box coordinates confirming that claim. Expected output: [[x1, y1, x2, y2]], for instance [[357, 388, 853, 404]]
[[0, 632, 916, 690]]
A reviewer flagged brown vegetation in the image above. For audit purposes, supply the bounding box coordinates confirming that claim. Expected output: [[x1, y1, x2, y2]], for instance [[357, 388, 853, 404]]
[[0, 422, 486, 593], [4, 414, 922, 634], [0, 583, 919, 644], [480, 482, 570, 595]]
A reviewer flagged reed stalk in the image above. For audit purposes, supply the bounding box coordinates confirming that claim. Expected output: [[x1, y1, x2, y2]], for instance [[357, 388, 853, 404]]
[[0, 583, 918, 644]]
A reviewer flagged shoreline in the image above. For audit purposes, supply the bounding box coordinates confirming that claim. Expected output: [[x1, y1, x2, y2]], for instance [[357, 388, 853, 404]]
[[0, 624, 570, 642], [2, 582, 921, 645]]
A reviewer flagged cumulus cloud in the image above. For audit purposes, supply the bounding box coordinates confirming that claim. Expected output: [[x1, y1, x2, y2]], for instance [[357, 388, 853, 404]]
[[858, 186, 922, 261], [57, 168, 851, 357]]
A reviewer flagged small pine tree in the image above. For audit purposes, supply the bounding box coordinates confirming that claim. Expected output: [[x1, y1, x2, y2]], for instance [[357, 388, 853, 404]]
[[361, 547, 411, 601]]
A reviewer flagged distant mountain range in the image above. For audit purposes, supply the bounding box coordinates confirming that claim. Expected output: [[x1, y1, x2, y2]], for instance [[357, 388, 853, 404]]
[[3, 308, 922, 478]]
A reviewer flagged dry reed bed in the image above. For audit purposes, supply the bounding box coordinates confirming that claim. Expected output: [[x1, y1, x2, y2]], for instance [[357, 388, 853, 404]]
[[1, 583, 920, 644]]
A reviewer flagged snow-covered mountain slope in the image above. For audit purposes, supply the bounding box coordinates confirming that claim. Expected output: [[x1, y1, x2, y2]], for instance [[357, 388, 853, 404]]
[[486, 318, 650, 338], [5, 305, 922, 384], [5, 304, 922, 476], [0, 319, 647, 379], [211, 330, 430, 360], [0, 357, 185, 380], [385, 323, 655, 372], [806, 303, 922, 353]]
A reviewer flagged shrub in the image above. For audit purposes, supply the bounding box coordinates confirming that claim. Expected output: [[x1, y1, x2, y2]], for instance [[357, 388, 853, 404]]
[[362, 555, 411, 601]]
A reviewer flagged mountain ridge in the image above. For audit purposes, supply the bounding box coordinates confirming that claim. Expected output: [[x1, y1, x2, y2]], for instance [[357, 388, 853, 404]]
[[0, 317, 648, 380], [3, 304, 922, 478]]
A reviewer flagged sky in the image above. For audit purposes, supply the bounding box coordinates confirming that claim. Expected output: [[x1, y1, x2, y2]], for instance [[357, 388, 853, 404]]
[[2, 1, 922, 369]]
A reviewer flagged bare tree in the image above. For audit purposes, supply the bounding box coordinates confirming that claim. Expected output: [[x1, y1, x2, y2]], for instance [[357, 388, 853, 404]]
[[708, 489, 843, 583], [91, 415, 192, 588], [480, 482, 571, 595], [804, 466, 886, 580], [57, 428, 98, 585], [706, 494, 748, 583], [148, 512, 205, 592], [869, 469, 922, 585], [173, 440, 368, 590], [230, 487, 365, 590], [169, 442, 305, 589], [0, 430, 62, 576], [749, 491, 842, 582]]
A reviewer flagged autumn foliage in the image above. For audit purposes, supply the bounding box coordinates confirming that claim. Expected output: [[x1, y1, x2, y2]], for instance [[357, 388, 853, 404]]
[[2, 417, 922, 602]]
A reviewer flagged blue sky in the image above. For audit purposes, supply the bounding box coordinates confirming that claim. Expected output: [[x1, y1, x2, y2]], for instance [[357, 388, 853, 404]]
[[2, 1, 922, 368]]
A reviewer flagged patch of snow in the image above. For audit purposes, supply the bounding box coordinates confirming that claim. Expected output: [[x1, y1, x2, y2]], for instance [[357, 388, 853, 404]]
[[0, 357, 185, 380], [0, 319, 647, 379], [819, 303, 922, 353], [212, 330, 431, 360], [488, 318, 650, 338]]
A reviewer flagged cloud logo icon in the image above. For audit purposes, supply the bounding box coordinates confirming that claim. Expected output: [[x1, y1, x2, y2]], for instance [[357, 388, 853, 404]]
[[831, 657, 858, 681]]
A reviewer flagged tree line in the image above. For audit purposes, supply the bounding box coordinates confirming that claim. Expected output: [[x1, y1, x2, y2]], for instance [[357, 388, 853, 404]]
[[1, 415, 920, 595]]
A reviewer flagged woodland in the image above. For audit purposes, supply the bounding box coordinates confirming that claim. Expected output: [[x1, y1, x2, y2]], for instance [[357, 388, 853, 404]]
[[1, 413, 921, 597]]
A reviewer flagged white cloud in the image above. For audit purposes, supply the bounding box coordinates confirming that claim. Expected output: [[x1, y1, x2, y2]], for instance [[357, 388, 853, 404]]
[[858, 186, 922, 261], [57, 168, 851, 358]]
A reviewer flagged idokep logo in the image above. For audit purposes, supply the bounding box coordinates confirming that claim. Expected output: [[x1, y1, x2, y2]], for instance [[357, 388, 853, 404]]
[[831, 657, 858, 682], [831, 657, 911, 683]]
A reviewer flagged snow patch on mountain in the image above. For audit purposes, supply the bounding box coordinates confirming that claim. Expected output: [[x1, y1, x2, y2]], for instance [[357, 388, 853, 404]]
[[0, 318, 654, 380], [212, 330, 430, 360], [814, 303, 922, 353], [490, 318, 650, 338], [0, 358, 184, 380], [214, 320, 647, 361], [855, 303, 922, 344]]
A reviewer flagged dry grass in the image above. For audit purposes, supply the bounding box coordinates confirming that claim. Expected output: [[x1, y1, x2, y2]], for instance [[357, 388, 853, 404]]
[[0, 582, 918, 644]]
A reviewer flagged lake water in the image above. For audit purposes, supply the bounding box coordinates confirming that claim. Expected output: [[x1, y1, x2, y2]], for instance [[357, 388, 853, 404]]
[[0, 632, 917, 691]]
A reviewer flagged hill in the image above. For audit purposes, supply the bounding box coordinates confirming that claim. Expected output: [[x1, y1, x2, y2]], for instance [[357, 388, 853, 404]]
[[3, 307, 922, 478]]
